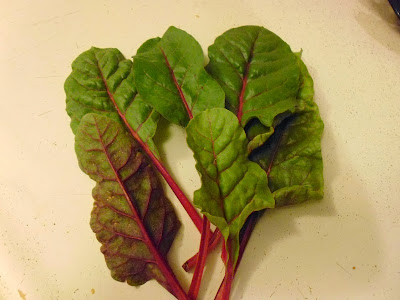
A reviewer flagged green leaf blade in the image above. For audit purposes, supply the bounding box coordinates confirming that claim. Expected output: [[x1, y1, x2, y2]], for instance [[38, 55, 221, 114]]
[[207, 25, 301, 127], [250, 60, 324, 207], [133, 26, 225, 127], [186, 108, 274, 264], [75, 113, 180, 290], [65, 47, 160, 156]]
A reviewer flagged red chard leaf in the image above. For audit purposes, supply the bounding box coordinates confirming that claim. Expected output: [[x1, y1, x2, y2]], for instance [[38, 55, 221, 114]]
[[75, 113, 187, 298]]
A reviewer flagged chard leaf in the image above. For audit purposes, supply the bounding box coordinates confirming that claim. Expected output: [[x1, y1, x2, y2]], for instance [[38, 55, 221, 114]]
[[250, 59, 324, 207], [75, 113, 182, 294], [65, 47, 160, 157], [133, 26, 225, 127], [186, 108, 274, 264], [207, 25, 300, 127]]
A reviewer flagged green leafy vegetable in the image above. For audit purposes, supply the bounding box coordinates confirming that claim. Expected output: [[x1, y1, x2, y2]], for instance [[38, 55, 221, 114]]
[[214, 56, 324, 297], [250, 59, 324, 207], [65, 47, 204, 233], [65, 47, 160, 156], [64, 25, 324, 300], [133, 26, 225, 127], [75, 113, 187, 298], [207, 25, 300, 128], [186, 108, 275, 265]]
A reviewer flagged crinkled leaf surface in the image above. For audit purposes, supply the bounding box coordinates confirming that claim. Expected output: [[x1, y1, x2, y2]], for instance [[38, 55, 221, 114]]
[[245, 110, 293, 153], [245, 54, 312, 153], [207, 25, 300, 128], [133, 26, 225, 127], [186, 108, 274, 264], [245, 119, 274, 153], [75, 113, 180, 291], [65, 47, 160, 157], [250, 60, 324, 207]]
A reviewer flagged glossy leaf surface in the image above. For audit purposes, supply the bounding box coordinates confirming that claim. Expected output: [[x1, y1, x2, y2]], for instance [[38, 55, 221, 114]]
[[207, 25, 300, 127], [65, 47, 160, 156], [133, 26, 225, 127]]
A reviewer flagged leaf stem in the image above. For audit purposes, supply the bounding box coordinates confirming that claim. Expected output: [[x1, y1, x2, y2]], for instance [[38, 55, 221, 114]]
[[216, 241, 234, 300], [182, 229, 222, 272], [214, 212, 261, 299], [188, 217, 211, 299], [98, 66, 203, 233], [222, 262, 234, 300]]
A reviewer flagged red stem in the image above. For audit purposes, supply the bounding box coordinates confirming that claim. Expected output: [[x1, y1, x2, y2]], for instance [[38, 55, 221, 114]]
[[98, 65, 203, 233], [94, 119, 188, 300], [217, 242, 234, 300], [221, 239, 227, 265], [214, 276, 226, 300], [222, 263, 234, 300], [183, 229, 222, 272], [214, 212, 260, 299], [188, 217, 211, 299]]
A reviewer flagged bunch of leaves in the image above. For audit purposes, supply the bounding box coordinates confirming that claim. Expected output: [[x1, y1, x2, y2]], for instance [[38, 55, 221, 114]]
[[65, 25, 323, 300]]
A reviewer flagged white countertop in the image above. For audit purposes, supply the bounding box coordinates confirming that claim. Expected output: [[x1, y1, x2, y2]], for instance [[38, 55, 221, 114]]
[[1, 0, 399, 299]]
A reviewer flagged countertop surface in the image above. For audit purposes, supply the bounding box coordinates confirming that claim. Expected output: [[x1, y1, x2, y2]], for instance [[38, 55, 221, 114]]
[[1, 0, 400, 299]]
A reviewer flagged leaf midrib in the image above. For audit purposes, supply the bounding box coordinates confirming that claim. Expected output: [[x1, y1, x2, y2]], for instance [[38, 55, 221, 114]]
[[94, 62, 190, 297], [237, 29, 261, 124], [92, 117, 180, 294], [95, 58, 158, 159], [160, 47, 193, 120]]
